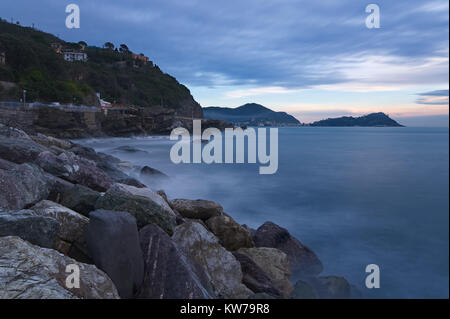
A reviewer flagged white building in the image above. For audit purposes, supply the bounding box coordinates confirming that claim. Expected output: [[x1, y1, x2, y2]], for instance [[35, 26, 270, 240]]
[[63, 51, 87, 62]]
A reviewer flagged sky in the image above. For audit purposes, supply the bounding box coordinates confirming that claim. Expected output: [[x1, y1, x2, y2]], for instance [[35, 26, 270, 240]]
[[1, 0, 449, 125]]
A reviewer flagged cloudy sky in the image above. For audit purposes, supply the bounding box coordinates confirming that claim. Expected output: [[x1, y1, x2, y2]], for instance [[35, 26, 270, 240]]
[[1, 0, 449, 124]]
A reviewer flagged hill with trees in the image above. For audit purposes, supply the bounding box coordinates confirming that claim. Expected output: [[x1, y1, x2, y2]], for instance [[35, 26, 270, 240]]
[[203, 103, 300, 126], [0, 18, 202, 117]]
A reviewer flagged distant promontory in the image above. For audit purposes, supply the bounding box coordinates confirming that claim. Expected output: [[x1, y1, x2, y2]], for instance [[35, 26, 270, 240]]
[[310, 112, 403, 127], [203, 103, 300, 127]]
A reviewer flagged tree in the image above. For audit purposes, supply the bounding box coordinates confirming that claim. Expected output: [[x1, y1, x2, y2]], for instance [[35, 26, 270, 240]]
[[119, 44, 129, 53], [78, 41, 87, 49], [103, 42, 114, 50]]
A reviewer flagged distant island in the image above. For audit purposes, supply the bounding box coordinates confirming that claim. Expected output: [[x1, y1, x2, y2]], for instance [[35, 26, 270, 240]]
[[203, 103, 300, 127], [310, 112, 403, 127]]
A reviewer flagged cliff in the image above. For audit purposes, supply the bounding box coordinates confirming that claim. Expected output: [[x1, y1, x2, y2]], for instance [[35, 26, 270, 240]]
[[0, 104, 229, 138]]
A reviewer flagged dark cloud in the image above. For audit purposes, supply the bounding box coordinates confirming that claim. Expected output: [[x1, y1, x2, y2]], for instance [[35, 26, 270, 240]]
[[416, 90, 449, 105], [1, 0, 448, 89]]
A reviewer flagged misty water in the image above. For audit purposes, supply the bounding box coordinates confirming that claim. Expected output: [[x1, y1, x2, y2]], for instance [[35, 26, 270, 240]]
[[77, 127, 449, 298]]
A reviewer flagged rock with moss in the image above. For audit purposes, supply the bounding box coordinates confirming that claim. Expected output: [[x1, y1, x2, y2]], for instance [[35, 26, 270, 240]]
[[237, 247, 293, 297], [95, 183, 177, 234], [205, 214, 254, 251], [169, 199, 223, 220]]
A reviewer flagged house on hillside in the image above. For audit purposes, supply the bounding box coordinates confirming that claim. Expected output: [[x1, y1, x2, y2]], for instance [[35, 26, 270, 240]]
[[132, 53, 149, 64], [0, 52, 5, 65], [63, 50, 88, 62]]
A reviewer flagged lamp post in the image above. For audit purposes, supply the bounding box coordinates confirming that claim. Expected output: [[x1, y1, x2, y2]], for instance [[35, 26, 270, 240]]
[[23, 90, 26, 106]]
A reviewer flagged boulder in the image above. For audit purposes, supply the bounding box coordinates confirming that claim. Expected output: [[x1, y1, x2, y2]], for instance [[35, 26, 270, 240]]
[[95, 183, 177, 234], [85, 210, 144, 298], [0, 163, 52, 210], [232, 251, 282, 296], [169, 199, 223, 220], [140, 165, 168, 178], [0, 137, 48, 164], [205, 214, 254, 251], [306, 276, 351, 299], [0, 210, 59, 248], [35, 151, 113, 192], [237, 247, 293, 297], [118, 177, 147, 188], [69, 145, 129, 182], [137, 224, 216, 299], [0, 236, 119, 299], [31, 200, 90, 262], [253, 222, 323, 276], [289, 280, 317, 299], [59, 184, 100, 216], [0, 124, 31, 140], [31, 133, 73, 150], [172, 221, 252, 299]]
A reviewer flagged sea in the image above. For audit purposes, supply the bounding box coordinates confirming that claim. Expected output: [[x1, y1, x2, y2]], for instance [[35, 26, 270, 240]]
[[76, 126, 449, 298]]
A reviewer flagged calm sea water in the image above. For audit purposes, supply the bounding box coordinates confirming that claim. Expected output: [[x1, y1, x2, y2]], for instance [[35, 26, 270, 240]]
[[77, 127, 449, 298]]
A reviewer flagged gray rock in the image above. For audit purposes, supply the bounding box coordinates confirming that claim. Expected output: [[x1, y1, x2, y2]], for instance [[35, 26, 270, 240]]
[[0, 236, 119, 299], [118, 177, 147, 188], [237, 247, 293, 297], [137, 224, 216, 299], [31, 133, 73, 150], [31, 200, 90, 262], [169, 199, 223, 220], [253, 221, 323, 277], [232, 251, 282, 296], [69, 145, 129, 182], [172, 221, 252, 299], [35, 151, 113, 192], [289, 280, 317, 299], [0, 137, 48, 164], [86, 210, 144, 298], [140, 165, 168, 178], [0, 124, 31, 140], [59, 184, 100, 216], [95, 183, 177, 234], [0, 163, 52, 210], [205, 214, 254, 251], [0, 210, 59, 248]]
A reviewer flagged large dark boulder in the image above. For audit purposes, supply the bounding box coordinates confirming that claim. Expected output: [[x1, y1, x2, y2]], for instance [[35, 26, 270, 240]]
[[169, 199, 223, 220], [69, 145, 129, 182], [137, 224, 215, 299], [205, 214, 254, 251], [232, 251, 282, 296], [60, 184, 101, 216], [35, 151, 113, 191], [0, 210, 59, 248], [0, 137, 48, 164], [31, 200, 90, 263], [95, 183, 177, 234], [85, 210, 144, 298], [0, 163, 52, 210], [253, 222, 323, 277]]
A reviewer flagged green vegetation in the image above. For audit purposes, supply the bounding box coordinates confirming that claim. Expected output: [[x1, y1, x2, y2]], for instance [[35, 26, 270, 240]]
[[0, 18, 195, 111]]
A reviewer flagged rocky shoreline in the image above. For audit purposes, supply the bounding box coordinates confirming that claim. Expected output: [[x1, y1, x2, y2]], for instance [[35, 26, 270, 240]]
[[0, 123, 357, 299]]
